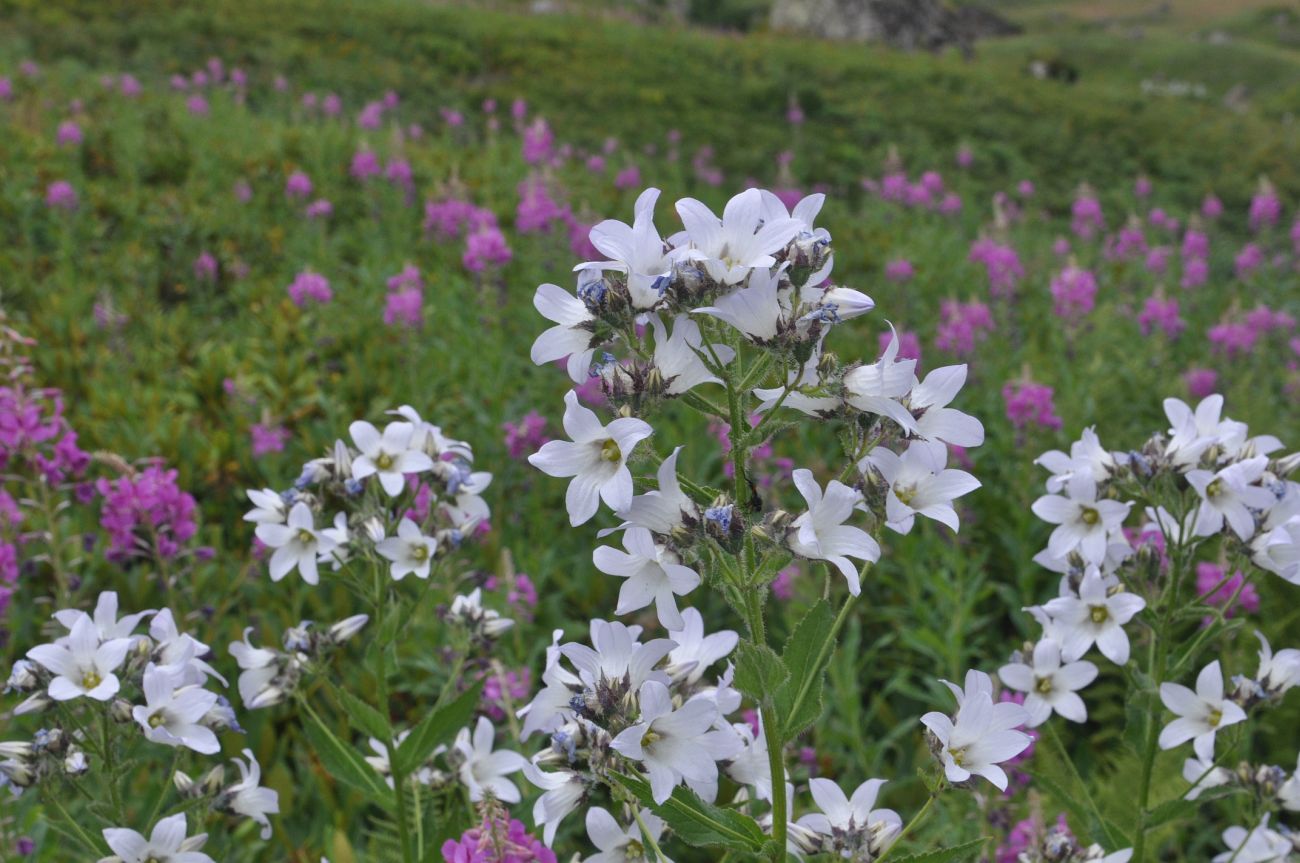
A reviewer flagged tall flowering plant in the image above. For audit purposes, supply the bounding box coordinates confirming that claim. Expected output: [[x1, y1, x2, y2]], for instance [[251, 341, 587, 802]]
[[517, 187, 1010, 859]]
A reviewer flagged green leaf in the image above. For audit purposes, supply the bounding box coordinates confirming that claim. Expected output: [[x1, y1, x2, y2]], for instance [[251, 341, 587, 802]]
[[394, 680, 484, 775], [775, 599, 836, 738], [889, 836, 987, 862], [733, 639, 788, 705], [610, 772, 766, 851], [332, 684, 391, 742], [301, 706, 393, 803]]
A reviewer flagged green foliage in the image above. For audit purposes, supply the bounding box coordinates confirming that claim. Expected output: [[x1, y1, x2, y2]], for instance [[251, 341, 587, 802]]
[[611, 772, 769, 851]]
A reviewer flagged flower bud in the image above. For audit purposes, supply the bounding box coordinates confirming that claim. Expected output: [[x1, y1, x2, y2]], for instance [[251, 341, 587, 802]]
[[363, 516, 386, 543], [327, 614, 369, 645], [332, 439, 353, 478], [63, 747, 89, 776], [0, 742, 33, 759], [5, 660, 39, 692], [110, 697, 135, 723], [14, 694, 51, 716], [174, 769, 196, 796]]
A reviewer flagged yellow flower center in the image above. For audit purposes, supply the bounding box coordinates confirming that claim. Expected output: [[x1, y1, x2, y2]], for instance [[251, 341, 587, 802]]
[[600, 439, 622, 463], [1080, 506, 1100, 526], [148, 712, 166, 728], [642, 729, 661, 746], [625, 839, 646, 860], [1089, 605, 1109, 624], [1207, 708, 1222, 727], [296, 528, 315, 544], [81, 670, 102, 690], [376, 451, 394, 470], [949, 745, 969, 767], [1035, 676, 1054, 694], [411, 544, 429, 562], [895, 483, 917, 506], [1205, 478, 1223, 499]]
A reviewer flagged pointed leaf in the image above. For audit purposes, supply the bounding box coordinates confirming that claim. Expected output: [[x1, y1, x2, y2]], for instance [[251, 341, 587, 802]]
[[301, 707, 393, 803], [889, 837, 988, 862], [734, 639, 788, 706], [775, 599, 836, 737], [394, 680, 484, 775], [610, 772, 766, 851]]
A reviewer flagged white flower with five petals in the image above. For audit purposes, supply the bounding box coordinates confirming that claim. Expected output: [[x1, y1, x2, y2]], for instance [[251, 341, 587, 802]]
[[788, 469, 879, 595]]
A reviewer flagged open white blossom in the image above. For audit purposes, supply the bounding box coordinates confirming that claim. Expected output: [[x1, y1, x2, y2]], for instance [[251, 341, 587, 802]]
[[789, 469, 879, 595], [26, 613, 131, 702], [226, 749, 280, 840], [523, 760, 585, 846], [53, 591, 152, 643], [1164, 394, 1247, 467], [920, 671, 1031, 791], [243, 488, 287, 524], [1159, 660, 1247, 760], [453, 716, 528, 803], [132, 664, 220, 754], [528, 390, 652, 525], [530, 281, 597, 383], [349, 420, 435, 497], [593, 526, 700, 630], [255, 501, 337, 585], [1187, 456, 1273, 540], [1031, 474, 1132, 565], [101, 813, 214, 863], [584, 806, 671, 863], [842, 327, 918, 433], [650, 314, 733, 395], [1036, 427, 1116, 493], [673, 188, 800, 285], [907, 364, 984, 448], [610, 680, 740, 804], [694, 265, 789, 343], [1182, 754, 1233, 801], [862, 441, 980, 534], [1212, 815, 1292, 863], [1042, 568, 1146, 664], [796, 777, 902, 858], [998, 638, 1098, 726], [607, 446, 696, 537], [375, 518, 438, 580], [578, 187, 673, 310], [666, 608, 737, 685]]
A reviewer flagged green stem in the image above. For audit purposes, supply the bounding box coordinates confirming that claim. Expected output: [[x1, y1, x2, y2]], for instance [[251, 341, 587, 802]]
[[101, 712, 125, 821], [373, 566, 414, 863], [760, 703, 788, 861], [45, 794, 104, 855], [633, 806, 670, 863]]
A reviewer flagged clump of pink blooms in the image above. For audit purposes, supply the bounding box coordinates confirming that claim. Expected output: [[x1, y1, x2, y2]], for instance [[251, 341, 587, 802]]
[[515, 177, 567, 234], [1138, 295, 1184, 338], [521, 117, 553, 165], [96, 463, 198, 562], [481, 669, 532, 722], [56, 120, 83, 147], [878, 328, 921, 365], [1196, 562, 1260, 618], [384, 265, 425, 329], [1234, 243, 1265, 280], [1249, 180, 1281, 232], [502, 411, 548, 459], [424, 198, 496, 240], [1002, 379, 1062, 431], [1183, 367, 1218, 399], [1070, 189, 1104, 239], [1104, 219, 1147, 261], [287, 271, 332, 307], [351, 148, 381, 181], [285, 170, 313, 200], [1208, 305, 1294, 358], [193, 251, 218, 283], [250, 423, 290, 457], [463, 225, 512, 273], [935, 300, 994, 356], [45, 180, 78, 211], [969, 238, 1024, 298], [885, 259, 914, 283], [442, 811, 555, 863], [1049, 264, 1097, 323]]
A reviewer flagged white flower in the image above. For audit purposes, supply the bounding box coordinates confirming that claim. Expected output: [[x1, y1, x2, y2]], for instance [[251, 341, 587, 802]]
[[997, 638, 1098, 726], [453, 716, 528, 803], [842, 326, 919, 433], [607, 446, 697, 537], [519, 658, 581, 740], [318, 512, 352, 571], [229, 628, 282, 709], [578, 187, 673, 310], [1212, 815, 1292, 863], [1042, 568, 1146, 664], [363, 730, 411, 785], [920, 671, 1031, 791], [1036, 427, 1115, 493], [1254, 631, 1300, 698], [559, 620, 674, 693], [789, 469, 879, 595], [255, 502, 337, 585], [907, 365, 984, 448], [1031, 475, 1132, 565], [666, 608, 737, 685], [650, 314, 733, 394], [1182, 754, 1233, 801], [100, 813, 213, 863], [584, 806, 671, 863], [349, 420, 435, 496], [862, 441, 980, 534], [528, 390, 653, 525], [132, 664, 220, 754], [1164, 394, 1247, 467], [809, 286, 875, 323], [530, 282, 598, 383], [522, 760, 585, 846], [796, 777, 902, 856], [610, 680, 741, 804], [759, 189, 830, 242], [374, 518, 438, 580], [722, 720, 777, 803], [753, 336, 840, 417], [227, 749, 279, 839], [1187, 456, 1273, 540], [53, 591, 152, 642], [149, 608, 225, 687], [243, 488, 287, 524], [674, 188, 800, 285], [593, 526, 700, 630], [1279, 753, 1300, 811], [1252, 485, 1300, 582], [693, 265, 788, 343], [26, 613, 131, 701], [448, 588, 514, 637], [1158, 660, 1247, 760]]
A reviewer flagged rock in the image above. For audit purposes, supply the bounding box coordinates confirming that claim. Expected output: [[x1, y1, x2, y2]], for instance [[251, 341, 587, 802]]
[[769, 0, 1020, 53]]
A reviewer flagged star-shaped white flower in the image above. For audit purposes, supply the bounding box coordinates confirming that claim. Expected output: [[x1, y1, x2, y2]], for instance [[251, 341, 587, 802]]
[[674, 188, 800, 285], [593, 526, 700, 630], [650, 314, 733, 394], [998, 638, 1098, 726], [842, 326, 919, 434], [227, 748, 280, 839], [920, 671, 1031, 791], [101, 813, 214, 863], [453, 716, 528, 803], [1042, 568, 1146, 664], [577, 187, 673, 311], [1031, 474, 1132, 565], [528, 390, 653, 525], [796, 777, 902, 857], [530, 282, 597, 383], [666, 608, 737, 685], [243, 488, 287, 524], [1159, 660, 1247, 760], [862, 441, 980, 534], [132, 664, 220, 754], [584, 806, 671, 863], [789, 469, 879, 595], [375, 518, 438, 580], [255, 501, 337, 585], [26, 613, 131, 702], [1187, 456, 1273, 540], [1212, 815, 1292, 863], [907, 364, 984, 448], [349, 420, 435, 496]]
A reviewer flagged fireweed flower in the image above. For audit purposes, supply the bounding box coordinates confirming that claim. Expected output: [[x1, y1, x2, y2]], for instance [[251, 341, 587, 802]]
[[26, 613, 131, 701], [997, 638, 1098, 726], [1042, 568, 1146, 664], [286, 271, 331, 306], [1003, 380, 1062, 431], [528, 390, 652, 526], [1159, 660, 1247, 761], [920, 670, 1031, 791], [45, 180, 78, 211], [611, 680, 741, 804], [788, 469, 880, 595], [1049, 265, 1097, 323], [101, 813, 214, 863], [254, 501, 337, 585]]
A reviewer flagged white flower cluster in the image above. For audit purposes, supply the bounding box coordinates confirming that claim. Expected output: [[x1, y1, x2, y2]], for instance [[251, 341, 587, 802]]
[[522, 187, 1003, 857], [245, 405, 490, 585], [1014, 394, 1300, 860], [2, 591, 280, 847]]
